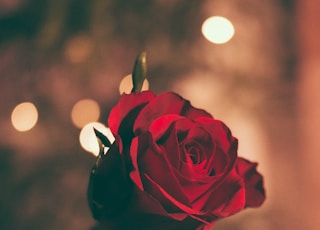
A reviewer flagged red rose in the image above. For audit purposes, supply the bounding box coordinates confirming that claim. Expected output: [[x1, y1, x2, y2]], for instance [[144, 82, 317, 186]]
[[105, 91, 265, 228]]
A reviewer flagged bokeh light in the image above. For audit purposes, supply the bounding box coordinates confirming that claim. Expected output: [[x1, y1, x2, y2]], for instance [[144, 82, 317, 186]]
[[11, 102, 38, 132], [71, 99, 100, 129], [201, 16, 235, 44], [119, 74, 149, 94], [64, 35, 93, 63], [79, 122, 115, 157]]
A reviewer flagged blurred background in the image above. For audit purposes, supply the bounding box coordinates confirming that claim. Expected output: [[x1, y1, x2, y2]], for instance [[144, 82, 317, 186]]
[[1, 0, 319, 229]]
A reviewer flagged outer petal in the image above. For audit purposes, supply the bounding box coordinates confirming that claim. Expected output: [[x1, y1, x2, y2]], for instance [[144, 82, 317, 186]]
[[134, 92, 212, 134], [187, 168, 245, 219], [108, 91, 155, 136], [235, 158, 265, 207]]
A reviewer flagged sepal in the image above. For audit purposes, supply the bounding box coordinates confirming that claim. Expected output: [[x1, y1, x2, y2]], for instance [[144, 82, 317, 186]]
[[87, 132, 133, 220]]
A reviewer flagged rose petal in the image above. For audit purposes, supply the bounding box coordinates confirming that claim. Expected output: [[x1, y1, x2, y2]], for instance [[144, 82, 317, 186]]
[[192, 169, 245, 217], [144, 173, 207, 216], [173, 168, 220, 204], [185, 125, 213, 152], [133, 92, 212, 134], [195, 117, 235, 153], [149, 116, 193, 168], [209, 146, 231, 176], [130, 136, 144, 191], [149, 114, 185, 141], [178, 161, 211, 183], [133, 186, 188, 221], [157, 125, 182, 168], [108, 91, 155, 136], [235, 158, 266, 207], [182, 126, 213, 170], [195, 117, 238, 175], [129, 133, 190, 210]]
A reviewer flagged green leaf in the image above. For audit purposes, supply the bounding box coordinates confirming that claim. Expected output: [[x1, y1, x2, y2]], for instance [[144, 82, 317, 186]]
[[131, 51, 147, 92], [93, 127, 112, 148]]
